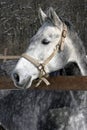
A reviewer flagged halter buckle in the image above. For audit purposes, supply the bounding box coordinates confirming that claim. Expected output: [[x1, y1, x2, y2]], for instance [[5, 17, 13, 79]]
[[56, 44, 60, 50], [62, 30, 67, 38]]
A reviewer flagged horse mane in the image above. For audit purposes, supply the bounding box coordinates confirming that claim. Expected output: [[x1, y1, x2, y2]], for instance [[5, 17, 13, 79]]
[[64, 20, 72, 29], [59, 16, 73, 31]]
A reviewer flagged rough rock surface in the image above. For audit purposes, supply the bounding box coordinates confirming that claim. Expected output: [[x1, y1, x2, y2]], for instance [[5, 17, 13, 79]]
[[0, 90, 87, 130]]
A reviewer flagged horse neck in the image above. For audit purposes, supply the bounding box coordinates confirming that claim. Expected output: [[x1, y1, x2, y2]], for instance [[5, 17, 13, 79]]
[[65, 30, 87, 75]]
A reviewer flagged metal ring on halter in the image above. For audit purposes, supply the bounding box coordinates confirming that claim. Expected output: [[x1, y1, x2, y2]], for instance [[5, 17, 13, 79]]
[[38, 64, 44, 70], [38, 64, 47, 78]]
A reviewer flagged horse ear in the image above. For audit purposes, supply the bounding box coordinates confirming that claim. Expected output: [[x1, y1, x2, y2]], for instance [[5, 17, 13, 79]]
[[48, 7, 62, 27], [38, 8, 47, 24]]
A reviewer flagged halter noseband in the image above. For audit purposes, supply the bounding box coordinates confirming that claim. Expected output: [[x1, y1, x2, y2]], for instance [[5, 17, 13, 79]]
[[21, 23, 67, 87]]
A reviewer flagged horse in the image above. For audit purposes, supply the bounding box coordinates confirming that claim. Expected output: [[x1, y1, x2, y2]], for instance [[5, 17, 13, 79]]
[[12, 7, 87, 88]]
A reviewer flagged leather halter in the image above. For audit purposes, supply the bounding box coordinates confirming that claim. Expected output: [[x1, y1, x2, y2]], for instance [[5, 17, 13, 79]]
[[21, 23, 67, 87]]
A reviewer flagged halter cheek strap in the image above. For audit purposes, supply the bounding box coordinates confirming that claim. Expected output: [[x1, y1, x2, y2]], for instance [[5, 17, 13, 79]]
[[21, 23, 67, 87], [60, 24, 67, 51]]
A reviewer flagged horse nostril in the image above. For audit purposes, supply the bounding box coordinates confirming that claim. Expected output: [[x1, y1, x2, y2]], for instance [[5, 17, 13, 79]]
[[13, 73, 20, 83]]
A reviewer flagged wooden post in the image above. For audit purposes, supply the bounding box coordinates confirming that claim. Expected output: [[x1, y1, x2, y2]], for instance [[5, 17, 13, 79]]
[[3, 48, 8, 62]]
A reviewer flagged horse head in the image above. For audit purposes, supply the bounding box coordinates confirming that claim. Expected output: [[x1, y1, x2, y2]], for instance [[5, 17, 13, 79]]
[[12, 7, 87, 88]]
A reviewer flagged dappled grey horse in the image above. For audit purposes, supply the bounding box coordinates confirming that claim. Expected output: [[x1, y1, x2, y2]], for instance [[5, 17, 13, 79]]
[[12, 7, 87, 88]]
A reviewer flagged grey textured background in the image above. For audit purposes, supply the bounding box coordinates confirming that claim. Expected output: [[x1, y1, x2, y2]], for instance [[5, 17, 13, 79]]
[[0, 0, 87, 55]]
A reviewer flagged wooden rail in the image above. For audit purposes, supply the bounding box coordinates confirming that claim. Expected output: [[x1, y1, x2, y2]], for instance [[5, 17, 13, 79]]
[[0, 76, 87, 90], [0, 55, 20, 60]]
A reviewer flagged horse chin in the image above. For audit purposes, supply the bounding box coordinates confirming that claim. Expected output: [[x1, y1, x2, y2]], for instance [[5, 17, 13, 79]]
[[24, 78, 33, 88]]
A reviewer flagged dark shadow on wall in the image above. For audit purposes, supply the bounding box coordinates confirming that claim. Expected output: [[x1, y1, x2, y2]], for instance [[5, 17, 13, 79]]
[[0, 125, 5, 130]]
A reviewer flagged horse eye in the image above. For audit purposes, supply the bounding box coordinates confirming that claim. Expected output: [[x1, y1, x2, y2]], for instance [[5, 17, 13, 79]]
[[42, 39, 50, 45]]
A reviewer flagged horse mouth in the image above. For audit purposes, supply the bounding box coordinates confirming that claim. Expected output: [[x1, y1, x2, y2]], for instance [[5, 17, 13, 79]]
[[13, 77, 33, 89]]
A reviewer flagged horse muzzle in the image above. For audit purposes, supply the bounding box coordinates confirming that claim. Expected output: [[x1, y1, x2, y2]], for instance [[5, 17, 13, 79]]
[[12, 71, 32, 89]]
